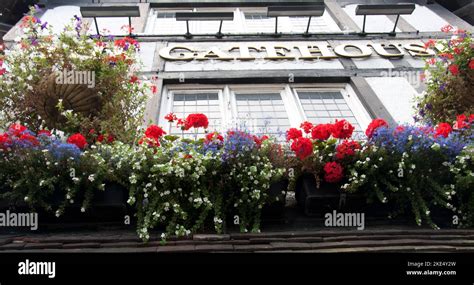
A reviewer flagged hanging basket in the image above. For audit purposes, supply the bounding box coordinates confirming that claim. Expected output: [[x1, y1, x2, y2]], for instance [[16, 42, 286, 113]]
[[32, 73, 100, 129]]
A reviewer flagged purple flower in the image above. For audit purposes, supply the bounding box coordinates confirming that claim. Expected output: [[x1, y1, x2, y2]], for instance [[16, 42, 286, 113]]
[[74, 15, 81, 22], [30, 37, 39, 46], [439, 83, 446, 91], [34, 4, 42, 12], [41, 22, 48, 30]]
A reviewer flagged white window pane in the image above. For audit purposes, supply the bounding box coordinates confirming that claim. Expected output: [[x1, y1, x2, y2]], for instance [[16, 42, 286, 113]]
[[235, 93, 290, 139], [243, 12, 276, 33], [297, 91, 363, 137], [170, 92, 222, 135], [288, 11, 341, 33]]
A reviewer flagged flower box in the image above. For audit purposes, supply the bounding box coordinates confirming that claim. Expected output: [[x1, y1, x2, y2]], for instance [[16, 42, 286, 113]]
[[295, 173, 368, 217], [92, 182, 128, 208], [262, 179, 289, 218]]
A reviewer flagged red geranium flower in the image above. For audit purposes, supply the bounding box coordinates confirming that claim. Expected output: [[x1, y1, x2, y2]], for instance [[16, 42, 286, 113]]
[[335, 140, 361, 160], [184, 113, 209, 130], [453, 114, 473, 130], [38, 130, 52, 136], [394, 125, 406, 134], [323, 161, 344, 183], [434, 123, 452, 138], [138, 137, 160, 147], [205, 132, 224, 142], [448, 64, 459, 76], [331, 119, 354, 139], [145, 125, 166, 139], [311, 124, 332, 140], [67, 133, 87, 149], [439, 53, 454, 60], [441, 24, 453, 33], [19, 133, 39, 146], [253, 135, 269, 146], [129, 75, 139, 84], [366, 119, 388, 138], [300, 121, 313, 134], [8, 124, 27, 136], [164, 112, 178, 123], [0, 133, 10, 148], [423, 39, 436, 49], [97, 134, 115, 144], [286, 128, 302, 141], [453, 47, 463, 55], [290, 137, 313, 160], [176, 118, 186, 130], [469, 60, 474, 70], [427, 58, 436, 65]]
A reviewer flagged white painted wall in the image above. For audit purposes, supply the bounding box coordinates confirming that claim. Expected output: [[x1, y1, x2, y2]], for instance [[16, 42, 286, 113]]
[[366, 77, 420, 124]]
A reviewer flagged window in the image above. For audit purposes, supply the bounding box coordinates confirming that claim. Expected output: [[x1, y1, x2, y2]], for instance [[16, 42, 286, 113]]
[[157, 12, 175, 19], [295, 90, 364, 138], [146, 8, 239, 35], [145, 8, 341, 35], [166, 90, 224, 136], [242, 10, 277, 33], [233, 92, 291, 137], [241, 10, 341, 34], [287, 12, 341, 33], [244, 13, 269, 20], [145, 9, 191, 34], [160, 84, 372, 140]]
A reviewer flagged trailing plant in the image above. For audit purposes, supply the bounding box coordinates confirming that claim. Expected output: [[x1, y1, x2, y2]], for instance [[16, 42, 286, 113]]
[[0, 6, 150, 143], [416, 25, 474, 124], [449, 142, 474, 228]]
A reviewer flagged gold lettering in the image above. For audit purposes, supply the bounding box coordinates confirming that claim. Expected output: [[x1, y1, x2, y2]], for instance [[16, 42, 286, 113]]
[[195, 47, 234, 60], [261, 44, 295, 60], [229, 45, 261, 60], [294, 44, 337, 59], [403, 43, 436, 57], [334, 44, 372, 58], [369, 43, 405, 58], [159, 46, 195, 61]]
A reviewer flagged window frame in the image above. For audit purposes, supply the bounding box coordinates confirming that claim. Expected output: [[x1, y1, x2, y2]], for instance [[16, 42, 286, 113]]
[[290, 84, 372, 131], [160, 85, 227, 134]]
